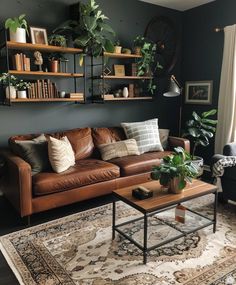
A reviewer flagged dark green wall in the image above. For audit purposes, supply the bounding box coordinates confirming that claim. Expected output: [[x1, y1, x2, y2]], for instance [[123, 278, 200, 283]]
[[0, 0, 182, 146], [182, 0, 236, 163]]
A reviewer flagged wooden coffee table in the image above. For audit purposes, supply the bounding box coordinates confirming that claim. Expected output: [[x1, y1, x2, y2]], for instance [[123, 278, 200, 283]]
[[112, 179, 218, 264]]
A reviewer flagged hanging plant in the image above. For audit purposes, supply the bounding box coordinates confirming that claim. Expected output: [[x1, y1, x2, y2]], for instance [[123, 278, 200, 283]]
[[54, 0, 115, 58]]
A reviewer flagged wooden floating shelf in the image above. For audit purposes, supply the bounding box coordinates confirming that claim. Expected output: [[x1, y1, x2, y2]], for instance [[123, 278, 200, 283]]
[[102, 75, 153, 80], [104, 52, 142, 59], [9, 70, 84, 78], [10, 98, 85, 103], [7, 41, 83, 54], [102, 96, 153, 101]]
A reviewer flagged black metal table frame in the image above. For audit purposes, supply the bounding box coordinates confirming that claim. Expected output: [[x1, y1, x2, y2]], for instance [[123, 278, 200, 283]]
[[112, 190, 218, 264]]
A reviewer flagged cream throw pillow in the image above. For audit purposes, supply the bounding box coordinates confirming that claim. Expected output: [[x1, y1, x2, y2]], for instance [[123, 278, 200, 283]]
[[99, 139, 140, 161], [48, 136, 75, 173], [159, 129, 170, 149]]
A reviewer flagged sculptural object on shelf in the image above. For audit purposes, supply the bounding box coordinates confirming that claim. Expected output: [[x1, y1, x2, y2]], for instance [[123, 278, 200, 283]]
[[34, 51, 43, 72]]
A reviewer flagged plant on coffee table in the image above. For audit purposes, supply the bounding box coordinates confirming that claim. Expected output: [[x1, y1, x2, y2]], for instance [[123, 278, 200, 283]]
[[151, 147, 198, 193]]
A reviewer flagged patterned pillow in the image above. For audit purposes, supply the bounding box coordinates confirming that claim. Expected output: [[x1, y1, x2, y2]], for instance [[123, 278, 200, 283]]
[[48, 136, 75, 173], [121, 119, 163, 154], [99, 139, 140, 161], [159, 129, 170, 149]]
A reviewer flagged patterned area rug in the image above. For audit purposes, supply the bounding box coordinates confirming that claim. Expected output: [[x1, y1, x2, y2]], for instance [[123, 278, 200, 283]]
[[0, 196, 236, 285]]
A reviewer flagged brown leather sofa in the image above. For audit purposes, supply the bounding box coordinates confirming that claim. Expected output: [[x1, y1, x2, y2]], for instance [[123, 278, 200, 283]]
[[1, 127, 190, 218]]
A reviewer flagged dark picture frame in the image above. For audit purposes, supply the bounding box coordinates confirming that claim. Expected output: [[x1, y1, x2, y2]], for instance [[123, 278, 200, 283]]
[[185, 81, 213, 105], [30, 27, 48, 45]]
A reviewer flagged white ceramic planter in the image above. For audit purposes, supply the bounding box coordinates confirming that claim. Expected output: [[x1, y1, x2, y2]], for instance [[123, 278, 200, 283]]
[[10, 28, 26, 43], [114, 46, 122, 54], [5, 86, 17, 99], [123, 87, 129, 98], [17, 90, 27, 99]]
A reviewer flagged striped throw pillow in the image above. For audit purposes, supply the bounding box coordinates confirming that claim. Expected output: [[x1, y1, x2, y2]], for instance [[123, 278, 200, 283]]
[[48, 136, 75, 173], [121, 119, 163, 154], [99, 139, 140, 161]]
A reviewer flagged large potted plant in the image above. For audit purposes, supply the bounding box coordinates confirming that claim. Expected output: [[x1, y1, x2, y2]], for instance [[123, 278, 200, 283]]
[[183, 109, 218, 175], [5, 14, 28, 43], [151, 147, 198, 194], [0, 73, 18, 99], [54, 0, 115, 58]]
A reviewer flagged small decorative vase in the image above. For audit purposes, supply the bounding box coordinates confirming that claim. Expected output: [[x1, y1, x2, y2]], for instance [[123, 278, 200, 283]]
[[123, 87, 129, 98], [49, 60, 59, 73], [134, 46, 141, 55], [5, 86, 17, 99], [59, 91, 66, 98], [114, 46, 122, 54], [10, 28, 26, 43], [169, 177, 184, 194], [17, 90, 27, 99]]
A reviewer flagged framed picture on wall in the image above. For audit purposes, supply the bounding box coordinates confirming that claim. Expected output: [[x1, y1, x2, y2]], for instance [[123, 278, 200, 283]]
[[185, 81, 213, 105], [30, 27, 48, 45]]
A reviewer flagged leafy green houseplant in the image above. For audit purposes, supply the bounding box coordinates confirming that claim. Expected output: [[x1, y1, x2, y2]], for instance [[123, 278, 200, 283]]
[[133, 36, 145, 55], [48, 34, 67, 47], [16, 80, 31, 99], [151, 147, 198, 193], [54, 0, 115, 57], [114, 40, 122, 54], [5, 14, 28, 43], [0, 73, 18, 99], [183, 109, 218, 158]]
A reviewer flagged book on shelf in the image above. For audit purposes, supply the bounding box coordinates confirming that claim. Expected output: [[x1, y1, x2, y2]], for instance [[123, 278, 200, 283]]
[[12, 53, 31, 71], [126, 63, 138, 76], [104, 94, 114, 99], [28, 80, 58, 99], [69, 93, 84, 99]]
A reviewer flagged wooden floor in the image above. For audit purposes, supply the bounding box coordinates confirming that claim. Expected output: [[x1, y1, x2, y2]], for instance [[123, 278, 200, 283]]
[[0, 194, 114, 285]]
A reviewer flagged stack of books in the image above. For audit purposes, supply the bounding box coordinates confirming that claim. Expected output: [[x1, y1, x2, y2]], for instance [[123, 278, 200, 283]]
[[69, 93, 84, 100], [126, 63, 138, 76], [28, 80, 58, 99], [12, 53, 31, 71]]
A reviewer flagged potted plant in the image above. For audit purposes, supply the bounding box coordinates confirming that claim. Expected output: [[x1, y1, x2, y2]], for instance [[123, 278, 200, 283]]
[[54, 0, 115, 58], [5, 14, 28, 43], [48, 53, 62, 73], [0, 73, 18, 99], [133, 36, 145, 55], [183, 109, 218, 175], [151, 147, 198, 194], [48, 34, 67, 47], [16, 80, 31, 99], [114, 40, 122, 54]]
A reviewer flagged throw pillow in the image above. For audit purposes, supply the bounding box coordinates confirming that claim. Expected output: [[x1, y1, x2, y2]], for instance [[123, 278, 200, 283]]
[[99, 139, 140, 161], [14, 134, 50, 175], [159, 129, 170, 149], [121, 119, 163, 154], [48, 136, 75, 173]]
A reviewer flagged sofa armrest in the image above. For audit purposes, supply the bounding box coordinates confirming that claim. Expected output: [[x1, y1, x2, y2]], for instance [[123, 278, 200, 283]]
[[168, 136, 190, 152], [0, 149, 32, 217]]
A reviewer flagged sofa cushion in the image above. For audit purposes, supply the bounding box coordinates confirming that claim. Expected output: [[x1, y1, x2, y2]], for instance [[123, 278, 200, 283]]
[[51, 128, 94, 160], [92, 127, 126, 147], [32, 159, 120, 196], [121, 119, 164, 154], [99, 139, 140, 161], [109, 151, 172, 176], [48, 136, 75, 173], [159, 129, 170, 149]]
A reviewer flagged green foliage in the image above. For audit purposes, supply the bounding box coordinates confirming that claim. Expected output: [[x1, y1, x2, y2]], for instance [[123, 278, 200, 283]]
[[151, 147, 198, 190], [114, 39, 121, 46], [16, 80, 31, 91], [0, 73, 17, 87], [48, 34, 67, 47], [54, 0, 115, 57], [5, 14, 28, 34], [133, 36, 145, 47], [183, 109, 218, 157]]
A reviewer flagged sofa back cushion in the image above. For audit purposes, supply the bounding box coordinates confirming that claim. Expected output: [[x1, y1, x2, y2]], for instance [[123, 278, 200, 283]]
[[51, 128, 94, 160], [9, 127, 94, 163], [92, 127, 126, 147]]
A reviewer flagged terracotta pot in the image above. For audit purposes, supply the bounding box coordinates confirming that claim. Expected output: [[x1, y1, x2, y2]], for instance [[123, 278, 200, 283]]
[[49, 60, 59, 73], [169, 177, 185, 194], [114, 46, 122, 54], [134, 46, 141, 55]]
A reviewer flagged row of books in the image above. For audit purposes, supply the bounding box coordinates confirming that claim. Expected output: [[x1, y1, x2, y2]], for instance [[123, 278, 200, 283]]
[[28, 80, 58, 99], [12, 53, 31, 71]]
